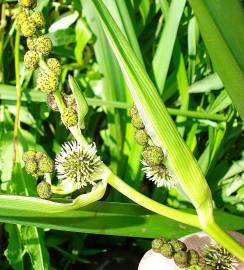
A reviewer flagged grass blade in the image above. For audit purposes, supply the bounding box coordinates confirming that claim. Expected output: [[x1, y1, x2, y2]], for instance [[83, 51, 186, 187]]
[[188, 0, 244, 120]]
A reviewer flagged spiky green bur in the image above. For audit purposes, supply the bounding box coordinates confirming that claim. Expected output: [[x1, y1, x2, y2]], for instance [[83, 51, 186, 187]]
[[37, 181, 52, 199], [131, 113, 144, 129], [18, 0, 37, 8], [38, 156, 54, 174], [202, 246, 236, 270], [21, 19, 36, 37], [36, 36, 52, 55], [27, 36, 37, 50], [47, 58, 61, 76], [129, 104, 138, 117], [160, 243, 174, 258], [152, 237, 167, 252], [61, 108, 78, 127], [174, 251, 189, 268], [22, 150, 36, 162], [37, 70, 59, 94], [24, 50, 39, 70], [135, 129, 148, 145], [170, 239, 187, 253], [30, 11, 44, 28], [46, 93, 59, 111], [143, 145, 164, 166], [188, 250, 199, 266]]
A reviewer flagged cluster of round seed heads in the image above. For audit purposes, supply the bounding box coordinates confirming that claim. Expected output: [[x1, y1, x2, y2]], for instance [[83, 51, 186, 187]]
[[129, 103, 173, 188], [151, 237, 200, 269], [22, 150, 54, 177], [17, 0, 56, 94]]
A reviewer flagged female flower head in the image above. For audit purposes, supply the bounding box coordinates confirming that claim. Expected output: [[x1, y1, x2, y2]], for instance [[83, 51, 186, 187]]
[[55, 141, 103, 188]]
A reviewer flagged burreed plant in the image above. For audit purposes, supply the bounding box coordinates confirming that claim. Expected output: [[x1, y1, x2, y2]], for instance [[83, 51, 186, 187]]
[[0, 0, 243, 268]]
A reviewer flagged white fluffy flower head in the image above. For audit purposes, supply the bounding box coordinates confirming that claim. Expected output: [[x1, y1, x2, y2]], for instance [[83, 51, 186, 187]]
[[142, 161, 174, 189], [55, 141, 103, 188]]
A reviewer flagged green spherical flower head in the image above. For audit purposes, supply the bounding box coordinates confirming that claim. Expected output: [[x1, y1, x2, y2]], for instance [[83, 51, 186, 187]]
[[26, 36, 37, 50], [143, 146, 164, 166], [135, 129, 148, 146], [22, 150, 36, 162], [17, 10, 28, 26], [25, 160, 38, 175], [173, 251, 189, 268], [18, 0, 37, 8], [61, 107, 78, 127], [46, 93, 59, 111], [24, 50, 39, 70], [169, 239, 187, 253], [188, 249, 199, 265], [129, 104, 138, 117], [36, 36, 52, 55], [152, 238, 167, 252], [131, 113, 144, 129], [47, 58, 61, 76], [37, 70, 59, 94], [38, 155, 54, 174], [30, 11, 45, 28], [37, 181, 52, 199], [21, 19, 37, 37], [160, 243, 173, 258]]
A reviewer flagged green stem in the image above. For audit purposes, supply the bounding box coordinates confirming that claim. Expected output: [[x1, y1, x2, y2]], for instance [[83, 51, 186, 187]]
[[13, 29, 21, 163], [0, 3, 6, 83], [205, 218, 244, 261], [66, 127, 201, 228], [68, 126, 244, 260], [106, 171, 201, 228]]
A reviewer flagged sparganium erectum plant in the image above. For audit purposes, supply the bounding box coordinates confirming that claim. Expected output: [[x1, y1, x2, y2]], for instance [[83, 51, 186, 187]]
[[0, 0, 243, 267]]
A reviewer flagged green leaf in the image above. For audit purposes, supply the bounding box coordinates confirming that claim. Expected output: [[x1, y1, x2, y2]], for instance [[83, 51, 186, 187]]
[[21, 227, 49, 270], [152, 0, 186, 93], [49, 11, 79, 32], [188, 73, 223, 94], [0, 200, 243, 239], [4, 224, 24, 270], [68, 76, 88, 129], [89, 0, 211, 212], [74, 18, 92, 65], [188, 0, 244, 120]]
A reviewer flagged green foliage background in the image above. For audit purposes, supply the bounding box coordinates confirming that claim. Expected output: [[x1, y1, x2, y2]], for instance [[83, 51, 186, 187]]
[[0, 0, 243, 269]]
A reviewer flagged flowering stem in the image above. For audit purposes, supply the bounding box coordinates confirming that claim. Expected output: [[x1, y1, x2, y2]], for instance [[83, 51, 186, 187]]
[[13, 29, 21, 163], [66, 125, 244, 260], [106, 171, 201, 228], [205, 218, 244, 261]]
